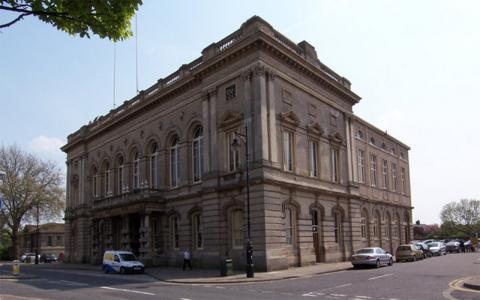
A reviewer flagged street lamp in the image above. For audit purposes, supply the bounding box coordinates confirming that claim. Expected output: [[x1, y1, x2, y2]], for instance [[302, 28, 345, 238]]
[[35, 202, 39, 265], [231, 123, 254, 278]]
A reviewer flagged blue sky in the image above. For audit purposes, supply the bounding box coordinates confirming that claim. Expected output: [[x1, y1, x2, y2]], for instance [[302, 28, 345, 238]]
[[1, 0, 479, 224]]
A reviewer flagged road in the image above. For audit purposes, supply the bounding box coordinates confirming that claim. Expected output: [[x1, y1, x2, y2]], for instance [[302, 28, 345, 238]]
[[1, 252, 479, 300]]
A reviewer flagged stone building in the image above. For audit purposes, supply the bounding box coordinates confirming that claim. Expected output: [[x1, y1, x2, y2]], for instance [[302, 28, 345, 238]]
[[62, 16, 413, 271], [19, 223, 65, 257]]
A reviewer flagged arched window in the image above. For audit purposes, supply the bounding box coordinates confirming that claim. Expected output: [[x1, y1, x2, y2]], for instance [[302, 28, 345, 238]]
[[117, 156, 125, 194], [192, 127, 203, 183], [231, 209, 243, 249], [132, 151, 140, 190], [396, 213, 402, 242], [192, 213, 203, 249], [170, 216, 179, 249], [91, 166, 98, 197], [370, 137, 375, 145], [102, 161, 111, 197], [373, 210, 381, 239], [361, 209, 369, 240], [386, 212, 392, 241], [284, 207, 295, 245], [149, 142, 159, 189], [357, 130, 364, 140], [170, 135, 180, 187], [311, 209, 319, 232]]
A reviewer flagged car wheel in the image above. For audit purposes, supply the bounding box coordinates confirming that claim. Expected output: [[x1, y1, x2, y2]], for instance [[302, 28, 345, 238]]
[[120, 267, 125, 274], [376, 260, 380, 268], [388, 258, 393, 266]]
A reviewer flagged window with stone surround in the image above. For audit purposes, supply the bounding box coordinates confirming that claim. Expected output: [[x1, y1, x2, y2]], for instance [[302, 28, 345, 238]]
[[91, 166, 98, 198], [382, 159, 389, 189], [401, 167, 407, 194], [331, 147, 340, 183], [370, 154, 377, 187], [231, 209, 244, 249], [361, 209, 369, 239], [149, 142, 159, 189], [392, 163, 398, 192], [170, 135, 180, 188], [227, 132, 240, 172], [284, 206, 296, 245], [309, 140, 319, 177], [192, 213, 203, 249], [117, 156, 125, 194], [132, 151, 140, 190], [170, 216, 179, 249], [192, 126, 204, 182], [334, 209, 342, 244], [357, 149, 365, 183], [283, 130, 294, 172]]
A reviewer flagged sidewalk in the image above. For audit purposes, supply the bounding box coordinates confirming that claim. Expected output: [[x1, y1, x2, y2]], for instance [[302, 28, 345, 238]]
[[146, 261, 352, 284], [0, 261, 353, 284]]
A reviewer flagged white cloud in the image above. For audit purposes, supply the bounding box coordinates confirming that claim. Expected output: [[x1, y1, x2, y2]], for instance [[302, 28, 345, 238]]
[[29, 136, 64, 154]]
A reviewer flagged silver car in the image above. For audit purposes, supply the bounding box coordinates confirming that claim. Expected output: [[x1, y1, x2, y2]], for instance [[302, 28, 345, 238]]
[[427, 242, 446, 256], [351, 247, 394, 268]]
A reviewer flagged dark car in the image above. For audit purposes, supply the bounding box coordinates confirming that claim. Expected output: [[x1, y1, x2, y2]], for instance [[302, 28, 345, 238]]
[[40, 253, 58, 263], [415, 242, 433, 258]]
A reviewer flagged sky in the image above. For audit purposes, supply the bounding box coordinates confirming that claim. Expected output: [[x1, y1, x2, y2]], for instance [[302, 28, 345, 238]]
[[1, 0, 479, 224]]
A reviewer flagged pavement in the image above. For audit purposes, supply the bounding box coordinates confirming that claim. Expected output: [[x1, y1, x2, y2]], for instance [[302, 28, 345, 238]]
[[462, 276, 480, 291], [0, 260, 353, 284]]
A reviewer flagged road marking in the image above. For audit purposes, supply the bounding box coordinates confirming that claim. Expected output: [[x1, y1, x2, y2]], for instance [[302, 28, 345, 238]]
[[330, 283, 352, 289], [330, 294, 346, 297], [368, 273, 393, 280], [180, 298, 192, 300], [248, 289, 257, 292], [302, 292, 317, 297], [100, 286, 155, 296], [262, 291, 273, 293], [59, 280, 88, 287], [215, 286, 226, 289], [354, 297, 372, 299]]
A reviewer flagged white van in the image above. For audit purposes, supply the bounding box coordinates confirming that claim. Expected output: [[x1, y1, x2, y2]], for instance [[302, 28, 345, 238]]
[[102, 251, 145, 274]]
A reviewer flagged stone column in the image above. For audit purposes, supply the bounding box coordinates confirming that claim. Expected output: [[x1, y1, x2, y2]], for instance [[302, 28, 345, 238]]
[[66, 160, 71, 208], [345, 117, 354, 183], [202, 92, 211, 174], [208, 87, 218, 173], [266, 70, 279, 167], [252, 63, 269, 164], [79, 155, 85, 205]]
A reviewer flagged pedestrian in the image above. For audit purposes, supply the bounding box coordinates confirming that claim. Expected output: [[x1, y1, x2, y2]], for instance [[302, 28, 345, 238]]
[[183, 249, 192, 271]]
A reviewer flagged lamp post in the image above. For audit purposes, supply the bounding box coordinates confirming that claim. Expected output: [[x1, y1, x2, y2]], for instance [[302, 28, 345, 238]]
[[35, 202, 39, 265], [231, 123, 254, 278]]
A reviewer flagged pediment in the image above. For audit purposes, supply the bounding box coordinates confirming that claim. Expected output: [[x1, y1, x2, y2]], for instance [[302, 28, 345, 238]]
[[278, 111, 300, 127], [329, 132, 343, 144], [220, 110, 244, 128], [306, 121, 324, 136]]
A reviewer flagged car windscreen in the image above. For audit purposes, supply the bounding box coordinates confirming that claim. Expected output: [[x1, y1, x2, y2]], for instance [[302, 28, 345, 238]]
[[119, 254, 137, 261], [356, 249, 374, 254], [398, 246, 411, 251]]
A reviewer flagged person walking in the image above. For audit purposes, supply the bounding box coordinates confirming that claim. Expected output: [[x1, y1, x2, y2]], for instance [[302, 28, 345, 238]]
[[183, 249, 192, 271]]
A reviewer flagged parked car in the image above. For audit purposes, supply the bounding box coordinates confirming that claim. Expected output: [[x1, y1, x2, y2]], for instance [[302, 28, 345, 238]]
[[396, 244, 424, 262], [415, 242, 433, 258], [351, 247, 394, 268], [427, 242, 446, 256], [40, 253, 58, 263], [102, 250, 144, 274], [446, 241, 461, 253], [20, 253, 35, 263]]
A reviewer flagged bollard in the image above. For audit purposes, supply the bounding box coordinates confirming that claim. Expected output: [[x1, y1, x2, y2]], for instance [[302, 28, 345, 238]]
[[12, 260, 20, 275]]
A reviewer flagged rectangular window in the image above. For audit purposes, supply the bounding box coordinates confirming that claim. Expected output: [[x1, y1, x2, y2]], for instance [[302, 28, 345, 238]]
[[309, 141, 318, 177], [171, 217, 179, 249], [225, 84, 236, 100], [150, 154, 159, 189], [232, 209, 244, 248], [48, 236, 52, 246], [283, 131, 294, 172], [133, 159, 140, 189], [370, 154, 377, 187], [105, 170, 112, 196], [382, 159, 388, 189], [57, 235, 61, 246], [227, 132, 240, 172], [92, 175, 98, 197], [392, 163, 398, 191], [331, 147, 340, 182], [401, 167, 406, 194], [193, 214, 203, 249], [357, 149, 365, 183], [170, 147, 179, 187], [193, 137, 203, 182], [118, 166, 124, 194]]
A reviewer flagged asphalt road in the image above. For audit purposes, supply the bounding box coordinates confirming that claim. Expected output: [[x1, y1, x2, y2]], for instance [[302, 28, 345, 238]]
[[1, 252, 479, 300]]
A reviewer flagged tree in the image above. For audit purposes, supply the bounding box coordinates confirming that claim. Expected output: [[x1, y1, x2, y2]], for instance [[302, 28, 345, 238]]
[[0, 0, 142, 41], [0, 145, 64, 259], [440, 199, 480, 225]]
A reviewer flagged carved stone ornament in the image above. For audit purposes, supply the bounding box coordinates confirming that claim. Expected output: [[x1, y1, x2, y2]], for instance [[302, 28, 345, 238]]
[[241, 69, 252, 81], [71, 174, 79, 186], [306, 121, 324, 136], [140, 130, 145, 139], [180, 111, 185, 121], [123, 138, 128, 146], [110, 145, 114, 152], [158, 121, 163, 131], [328, 132, 343, 144], [254, 63, 266, 76], [220, 110, 244, 128], [278, 110, 300, 127]]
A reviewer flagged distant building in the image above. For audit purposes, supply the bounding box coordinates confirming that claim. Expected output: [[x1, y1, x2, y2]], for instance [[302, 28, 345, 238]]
[[18, 223, 65, 256], [62, 16, 412, 271]]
